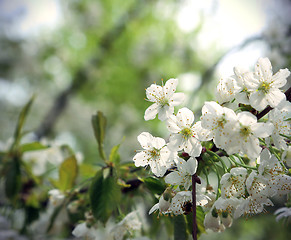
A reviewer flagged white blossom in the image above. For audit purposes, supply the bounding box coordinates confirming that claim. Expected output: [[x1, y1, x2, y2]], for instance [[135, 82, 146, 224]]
[[257, 149, 291, 197], [234, 196, 273, 219], [268, 101, 291, 150], [204, 211, 224, 232], [144, 78, 185, 121], [216, 66, 251, 105], [200, 101, 237, 152], [213, 197, 242, 216], [149, 194, 171, 215], [133, 132, 175, 177], [246, 57, 290, 111], [170, 191, 193, 215], [165, 157, 198, 190], [220, 167, 248, 198], [167, 107, 202, 157], [227, 111, 274, 159]]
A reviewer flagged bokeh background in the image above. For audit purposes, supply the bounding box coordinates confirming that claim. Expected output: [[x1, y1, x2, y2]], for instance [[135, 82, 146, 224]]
[[0, 0, 291, 239]]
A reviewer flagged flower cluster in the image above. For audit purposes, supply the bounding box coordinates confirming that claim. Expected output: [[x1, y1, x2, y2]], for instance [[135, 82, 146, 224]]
[[133, 58, 291, 233]]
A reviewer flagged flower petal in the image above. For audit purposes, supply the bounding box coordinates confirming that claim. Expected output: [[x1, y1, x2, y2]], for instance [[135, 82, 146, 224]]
[[133, 151, 149, 167], [167, 115, 181, 133], [176, 107, 194, 128], [187, 157, 198, 175], [158, 105, 173, 121], [272, 68, 290, 88], [144, 103, 159, 121], [164, 78, 178, 98], [252, 122, 274, 138], [255, 57, 273, 82], [266, 89, 286, 108], [146, 84, 163, 102], [170, 92, 185, 106], [137, 132, 154, 149], [249, 91, 269, 111]]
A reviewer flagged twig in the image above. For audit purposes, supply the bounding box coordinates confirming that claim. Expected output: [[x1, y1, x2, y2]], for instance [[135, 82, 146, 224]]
[[192, 174, 197, 240]]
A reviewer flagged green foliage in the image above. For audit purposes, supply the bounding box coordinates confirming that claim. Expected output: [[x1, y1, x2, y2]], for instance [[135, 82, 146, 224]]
[[142, 176, 166, 195], [196, 206, 206, 237], [89, 167, 121, 224], [174, 215, 187, 240], [11, 95, 35, 150], [92, 111, 107, 161], [57, 156, 78, 191], [19, 142, 48, 153], [3, 156, 21, 201], [109, 142, 122, 165]]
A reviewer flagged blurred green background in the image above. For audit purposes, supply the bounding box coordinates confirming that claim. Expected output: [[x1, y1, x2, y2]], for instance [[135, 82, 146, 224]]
[[0, 0, 290, 239]]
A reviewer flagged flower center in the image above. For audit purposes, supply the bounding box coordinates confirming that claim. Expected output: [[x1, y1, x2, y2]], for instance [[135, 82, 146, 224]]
[[240, 125, 251, 138], [258, 82, 271, 94], [180, 128, 192, 139], [149, 148, 160, 160], [158, 96, 169, 107], [217, 115, 227, 128]]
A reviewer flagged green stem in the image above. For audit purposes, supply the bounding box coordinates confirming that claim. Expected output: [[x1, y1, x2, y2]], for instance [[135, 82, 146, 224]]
[[229, 155, 256, 170], [208, 158, 221, 199], [207, 150, 228, 172]]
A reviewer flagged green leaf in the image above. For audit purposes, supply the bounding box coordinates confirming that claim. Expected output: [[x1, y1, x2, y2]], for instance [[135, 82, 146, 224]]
[[196, 206, 206, 237], [89, 168, 121, 224], [174, 215, 187, 240], [19, 142, 48, 153], [4, 156, 21, 201], [12, 95, 35, 150], [109, 144, 121, 165], [58, 156, 78, 191], [143, 176, 165, 195], [80, 163, 100, 178], [92, 111, 107, 160]]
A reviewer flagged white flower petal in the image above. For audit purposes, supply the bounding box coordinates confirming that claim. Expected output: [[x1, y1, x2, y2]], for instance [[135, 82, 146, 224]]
[[164, 78, 178, 98], [255, 57, 273, 82], [252, 122, 274, 138], [249, 91, 269, 111], [266, 89, 286, 108], [187, 157, 198, 175], [186, 137, 202, 157], [237, 112, 257, 126], [146, 84, 163, 102], [170, 92, 185, 106], [176, 107, 194, 128], [158, 105, 173, 121], [133, 151, 149, 167], [168, 134, 184, 151], [144, 103, 159, 121], [165, 172, 184, 186], [137, 132, 153, 149], [272, 68, 290, 88], [192, 121, 213, 141], [167, 115, 181, 133]]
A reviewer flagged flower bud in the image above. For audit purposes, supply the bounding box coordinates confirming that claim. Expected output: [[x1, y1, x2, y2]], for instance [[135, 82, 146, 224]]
[[204, 211, 221, 232], [159, 194, 171, 212], [221, 212, 233, 228]]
